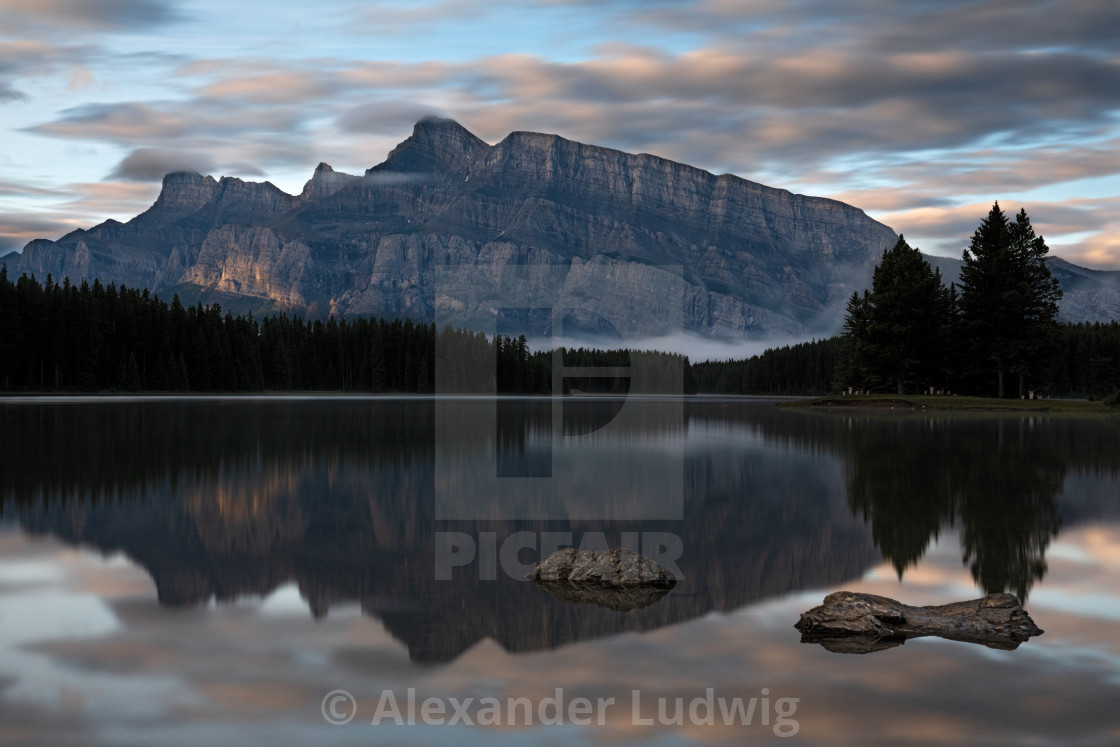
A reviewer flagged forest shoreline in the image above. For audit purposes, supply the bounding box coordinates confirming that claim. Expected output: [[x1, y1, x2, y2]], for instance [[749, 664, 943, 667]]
[[780, 394, 1117, 413]]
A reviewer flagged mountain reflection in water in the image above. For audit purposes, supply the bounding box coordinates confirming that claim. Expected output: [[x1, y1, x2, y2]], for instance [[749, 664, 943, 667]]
[[2, 398, 1117, 663]]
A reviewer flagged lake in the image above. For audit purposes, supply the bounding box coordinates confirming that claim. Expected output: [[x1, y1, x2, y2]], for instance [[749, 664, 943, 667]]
[[1, 396, 1118, 745]]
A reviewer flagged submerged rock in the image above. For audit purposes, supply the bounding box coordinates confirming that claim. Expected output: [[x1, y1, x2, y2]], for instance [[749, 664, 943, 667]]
[[528, 548, 677, 612], [795, 591, 1044, 653]]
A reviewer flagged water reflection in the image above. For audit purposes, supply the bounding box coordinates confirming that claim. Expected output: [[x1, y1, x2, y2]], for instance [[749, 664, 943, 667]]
[[2, 398, 1118, 663], [838, 416, 1065, 599]]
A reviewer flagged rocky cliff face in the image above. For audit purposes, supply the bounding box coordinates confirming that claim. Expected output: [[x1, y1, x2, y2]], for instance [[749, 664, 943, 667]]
[[2, 118, 902, 336]]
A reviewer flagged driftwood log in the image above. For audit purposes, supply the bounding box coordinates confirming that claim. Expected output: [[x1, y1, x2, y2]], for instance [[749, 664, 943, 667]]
[[527, 548, 677, 612], [795, 591, 1044, 654]]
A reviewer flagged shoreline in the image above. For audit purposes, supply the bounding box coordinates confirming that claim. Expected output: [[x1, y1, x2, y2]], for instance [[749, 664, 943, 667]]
[[779, 394, 1115, 414]]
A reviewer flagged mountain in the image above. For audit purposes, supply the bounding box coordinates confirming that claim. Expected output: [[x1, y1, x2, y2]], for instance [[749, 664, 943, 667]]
[[926, 254, 1120, 324], [4, 117, 899, 338], [4, 117, 1116, 336]]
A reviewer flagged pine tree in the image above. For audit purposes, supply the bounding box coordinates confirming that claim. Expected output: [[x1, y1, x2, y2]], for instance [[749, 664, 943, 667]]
[[840, 236, 948, 394], [0, 266, 16, 388], [873, 236, 948, 394], [1007, 208, 1063, 396], [959, 203, 1062, 397], [124, 352, 142, 391], [838, 290, 873, 392]]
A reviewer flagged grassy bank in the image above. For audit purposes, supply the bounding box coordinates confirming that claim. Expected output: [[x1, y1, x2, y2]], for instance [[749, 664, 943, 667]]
[[779, 394, 1118, 413]]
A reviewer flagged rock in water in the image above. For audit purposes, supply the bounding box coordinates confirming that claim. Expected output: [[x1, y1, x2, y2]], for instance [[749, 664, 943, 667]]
[[795, 591, 1044, 654], [528, 548, 677, 612]]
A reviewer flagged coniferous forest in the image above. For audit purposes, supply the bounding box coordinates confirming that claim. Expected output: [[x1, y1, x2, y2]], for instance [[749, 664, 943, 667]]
[[688, 322, 1120, 399], [0, 267, 691, 394]]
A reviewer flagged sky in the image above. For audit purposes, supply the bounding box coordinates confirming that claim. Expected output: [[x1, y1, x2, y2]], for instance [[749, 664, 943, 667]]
[[2, 0, 1120, 268]]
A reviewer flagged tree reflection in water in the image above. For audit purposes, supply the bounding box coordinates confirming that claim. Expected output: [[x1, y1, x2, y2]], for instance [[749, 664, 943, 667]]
[[842, 414, 1066, 599]]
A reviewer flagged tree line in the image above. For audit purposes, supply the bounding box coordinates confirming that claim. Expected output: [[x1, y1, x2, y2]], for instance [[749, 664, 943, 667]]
[[692, 321, 1119, 398], [0, 267, 690, 394], [690, 338, 841, 395]]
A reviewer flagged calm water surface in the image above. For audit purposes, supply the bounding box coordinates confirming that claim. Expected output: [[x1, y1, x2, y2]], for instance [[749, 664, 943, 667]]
[[1, 397, 1118, 745]]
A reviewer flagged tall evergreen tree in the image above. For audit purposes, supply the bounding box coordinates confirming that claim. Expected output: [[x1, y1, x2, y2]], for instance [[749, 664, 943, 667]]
[[840, 236, 948, 394], [959, 203, 1062, 397], [837, 290, 874, 392], [1006, 208, 1063, 396]]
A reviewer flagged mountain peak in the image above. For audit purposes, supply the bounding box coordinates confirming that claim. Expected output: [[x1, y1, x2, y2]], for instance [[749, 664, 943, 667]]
[[151, 171, 220, 218], [368, 117, 490, 177], [163, 170, 210, 181], [300, 163, 360, 201], [216, 175, 288, 194], [414, 114, 464, 129]]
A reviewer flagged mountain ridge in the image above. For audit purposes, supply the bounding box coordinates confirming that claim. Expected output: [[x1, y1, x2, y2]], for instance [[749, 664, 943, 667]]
[[5, 118, 1117, 335]]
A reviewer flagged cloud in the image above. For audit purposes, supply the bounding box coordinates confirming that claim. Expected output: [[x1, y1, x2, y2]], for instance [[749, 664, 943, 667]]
[[869, 196, 1120, 270], [28, 97, 306, 145], [530, 331, 824, 362], [0, 212, 84, 251], [1041, 198, 1120, 269], [67, 66, 94, 91], [347, 0, 502, 34], [0, 40, 101, 88], [633, 0, 1120, 56], [872, 202, 1006, 244], [0, 181, 162, 252], [336, 101, 443, 135], [108, 148, 217, 182], [826, 189, 958, 213], [60, 181, 162, 216], [0, 182, 61, 199], [0, 0, 182, 32], [5, 0, 1120, 277], [468, 47, 1120, 165], [196, 69, 344, 104], [29, 102, 191, 140], [39, 99, 267, 143], [1067, 233, 1120, 270], [22, 28, 1120, 182], [24, 98, 313, 175], [282, 43, 1120, 185], [0, 83, 24, 101], [844, 140, 1120, 201]]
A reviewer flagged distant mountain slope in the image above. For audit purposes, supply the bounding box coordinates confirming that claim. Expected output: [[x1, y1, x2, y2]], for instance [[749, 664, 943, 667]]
[[925, 254, 1120, 324], [3, 118, 898, 338]]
